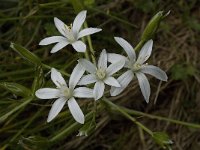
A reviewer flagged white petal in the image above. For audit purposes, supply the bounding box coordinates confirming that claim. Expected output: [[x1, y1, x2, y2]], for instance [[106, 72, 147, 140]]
[[136, 72, 150, 103], [114, 37, 136, 62], [72, 40, 86, 52], [106, 59, 125, 76], [72, 10, 87, 34], [51, 68, 67, 87], [104, 77, 120, 87], [79, 59, 96, 74], [35, 88, 60, 99], [93, 81, 105, 100], [107, 53, 127, 64], [98, 49, 107, 70], [78, 28, 102, 38], [110, 70, 134, 96], [78, 74, 97, 85], [68, 97, 84, 124], [74, 87, 94, 98], [107, 53, 130, 68], [69, 63, 85, 89], [137, 40, 153, 64], [39, 36, 67, 45], [54, 17, 67, 37], [50, 41, 69, 53], [141, 65, 168, 81], [47, 97, 66, 122]]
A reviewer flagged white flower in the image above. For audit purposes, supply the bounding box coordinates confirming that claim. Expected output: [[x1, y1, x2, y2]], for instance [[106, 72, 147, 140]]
[[78, 49, 125, 100], [108, 37, 168, 103], [39, 10, 102, 53], [35, 64, 93, 124]]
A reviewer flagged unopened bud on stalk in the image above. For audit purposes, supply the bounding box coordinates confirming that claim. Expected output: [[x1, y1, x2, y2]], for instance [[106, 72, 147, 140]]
[[0, 82, 31, 97], [10, 43, 41, 65], [152, 132, 173, 149], [141, 11, 170, 41]]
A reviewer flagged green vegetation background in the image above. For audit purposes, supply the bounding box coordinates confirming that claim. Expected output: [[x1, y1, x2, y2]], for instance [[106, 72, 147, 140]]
[[0, 0, 200, 149]]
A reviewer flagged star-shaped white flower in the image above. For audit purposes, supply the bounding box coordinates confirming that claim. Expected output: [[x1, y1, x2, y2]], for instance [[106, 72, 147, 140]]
[[39, 10, 102, 53], [35, 64, 93, 124], [108, 37, 168, 103], [78, 49, 125, 100]]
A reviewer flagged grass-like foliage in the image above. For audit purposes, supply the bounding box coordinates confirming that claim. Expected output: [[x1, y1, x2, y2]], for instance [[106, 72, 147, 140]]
[[0, 0, 200, 150]]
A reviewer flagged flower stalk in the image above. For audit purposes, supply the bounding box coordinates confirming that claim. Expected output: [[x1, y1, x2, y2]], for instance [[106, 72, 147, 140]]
[[102, 98, 153, 136]]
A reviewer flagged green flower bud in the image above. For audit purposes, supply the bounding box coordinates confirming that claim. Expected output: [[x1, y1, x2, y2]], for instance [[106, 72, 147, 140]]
[[152, 132, 173, 149], [141, 11, 170, 41], [10, 43, 41, 65], [0, 82, 31, 97]]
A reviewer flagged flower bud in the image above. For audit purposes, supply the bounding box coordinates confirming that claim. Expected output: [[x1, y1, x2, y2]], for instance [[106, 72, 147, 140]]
[[141, 11, 170, 41], [10, 43, 41, 65], [0, 82, 31, 97], [152, 132, 173, 149]]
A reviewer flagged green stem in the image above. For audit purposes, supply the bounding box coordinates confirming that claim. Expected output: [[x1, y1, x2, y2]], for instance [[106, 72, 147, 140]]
[[10, 107, 45, 142], [41, 63, 70, 77], [82, 22, 97, 64], [134, 40, 145, 52], [103, 98, 153, 136], [81, 36, 90, 61], [121, 106, 200, 129], [0, 97, 33, 122], [50, 111, 93, 142], [50, 122, 80, 142]]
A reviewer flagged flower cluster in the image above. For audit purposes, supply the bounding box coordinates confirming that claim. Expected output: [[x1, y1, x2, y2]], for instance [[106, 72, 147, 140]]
[[35, 10, 168, 124]]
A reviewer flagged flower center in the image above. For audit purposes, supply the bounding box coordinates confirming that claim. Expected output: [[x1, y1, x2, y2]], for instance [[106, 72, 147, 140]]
[[96, 68, 106, 80], [132, 63, 142, 72], [64, 24, 76, 43], [60, 86, 73, 99]]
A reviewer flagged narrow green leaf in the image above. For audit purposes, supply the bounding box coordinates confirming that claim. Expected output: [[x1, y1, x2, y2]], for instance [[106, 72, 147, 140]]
[[10, 43, 41, 65]]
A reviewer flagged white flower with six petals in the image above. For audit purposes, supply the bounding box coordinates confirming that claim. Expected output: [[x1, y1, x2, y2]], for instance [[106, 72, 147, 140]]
[[39, 10, 102, 53], [78, 49, 125, 100], [108, 37, 168, 103], [35, 64, 93, 124]]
